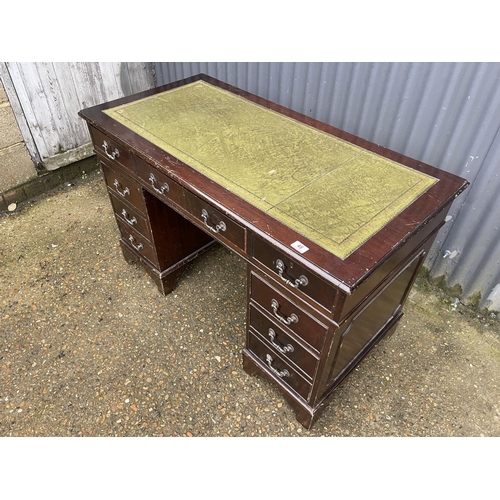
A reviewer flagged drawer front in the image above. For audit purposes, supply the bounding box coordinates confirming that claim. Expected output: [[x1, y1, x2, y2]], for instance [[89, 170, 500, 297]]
[[250, 272, 328, 353], [135, 156, 186, 208], [247, 331, 311, 400], [116, 220, 157, 265], [249, 305, 319, 380], [252, 234, 336, 311], [102, 162, 146, 212], [183, 188, 246, 251], [109, 192, 151, 240], [134, 156, 245, 251], [91, 127, 133, 171]]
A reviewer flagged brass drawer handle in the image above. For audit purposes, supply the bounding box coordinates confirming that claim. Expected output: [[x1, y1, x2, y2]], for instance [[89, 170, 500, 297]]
[[128, 235, 143, 251], [149, 173, 170, 196], [201, 209, 226, 233], [275, 259, 308, 289], [113, 179, 130, 197], [271, 298, 298, 326], [265, 354, 290, 378], [268, 328, 294, 354], [121, 209, 137, 226], [102, 140, 120, 160]]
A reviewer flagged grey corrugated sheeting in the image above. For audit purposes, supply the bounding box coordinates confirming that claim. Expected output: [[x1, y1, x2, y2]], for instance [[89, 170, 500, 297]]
[[153, 62, 500, 310]]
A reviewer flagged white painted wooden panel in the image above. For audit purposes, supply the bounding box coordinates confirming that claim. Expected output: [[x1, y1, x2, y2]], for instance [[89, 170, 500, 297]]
[[5, 62, 154, 170]]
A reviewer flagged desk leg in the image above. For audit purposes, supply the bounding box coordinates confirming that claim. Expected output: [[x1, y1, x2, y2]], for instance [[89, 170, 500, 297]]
[[119, 243, 184, 294], [120, 239, 215, 296], [242, 349, 317, 429]]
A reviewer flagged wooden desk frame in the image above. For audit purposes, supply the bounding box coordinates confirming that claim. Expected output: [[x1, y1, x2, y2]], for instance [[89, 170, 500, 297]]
[[79, 74, 468, 429]]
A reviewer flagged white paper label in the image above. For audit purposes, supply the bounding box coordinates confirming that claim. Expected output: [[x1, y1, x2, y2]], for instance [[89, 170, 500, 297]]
[[291, 241, 309, 254]]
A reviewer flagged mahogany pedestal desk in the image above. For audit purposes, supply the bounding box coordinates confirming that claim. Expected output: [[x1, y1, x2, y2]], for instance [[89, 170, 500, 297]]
[[79, 74, 468, 429]]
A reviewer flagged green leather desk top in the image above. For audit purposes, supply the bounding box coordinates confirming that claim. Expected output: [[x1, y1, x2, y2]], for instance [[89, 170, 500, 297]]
[[104, 81, 437, 259]]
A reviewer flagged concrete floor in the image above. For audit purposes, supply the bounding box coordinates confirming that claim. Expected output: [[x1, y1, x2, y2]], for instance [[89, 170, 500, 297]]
[[1, 168, 500, 438]]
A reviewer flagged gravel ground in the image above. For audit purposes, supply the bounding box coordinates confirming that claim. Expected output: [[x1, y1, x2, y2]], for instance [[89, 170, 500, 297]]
[[1, 168, 500, 438]]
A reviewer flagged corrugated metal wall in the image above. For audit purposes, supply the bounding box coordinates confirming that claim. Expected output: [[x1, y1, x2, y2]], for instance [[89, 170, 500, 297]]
[[153, 62, 500, 310]]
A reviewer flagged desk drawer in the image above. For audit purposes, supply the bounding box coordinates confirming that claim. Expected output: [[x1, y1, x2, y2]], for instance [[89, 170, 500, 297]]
[[252, 234, 336, 311], [135, 157, 185, 207], [249, 305, 319, 380], [109, 192, 151, 241], [183, 189, 246, 251], [247, 331, 311, 400], [91, 127, 133, 172], [250, 272, 328, 353], [116, 220, 157, 265], [134, 157, 245, 251], [102, 163, 145, 212]]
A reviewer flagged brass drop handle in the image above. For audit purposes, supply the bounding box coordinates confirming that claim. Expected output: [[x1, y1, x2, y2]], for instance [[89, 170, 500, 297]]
[[113, 179, 130, 197], [149, 173, 170, 196], [128, 235, 143, 251], [268, 328, 294, 354], [275, 259, 308, 289], [271, 299, 298, 326], [266, 354, 290, 378], [102, 140, 120, 160], [121, 209, 137, 226], [201, 209, 226, 233]]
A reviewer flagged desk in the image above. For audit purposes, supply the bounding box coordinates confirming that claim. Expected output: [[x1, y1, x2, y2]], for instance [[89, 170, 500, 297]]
[[79, 74, 468, 429]]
